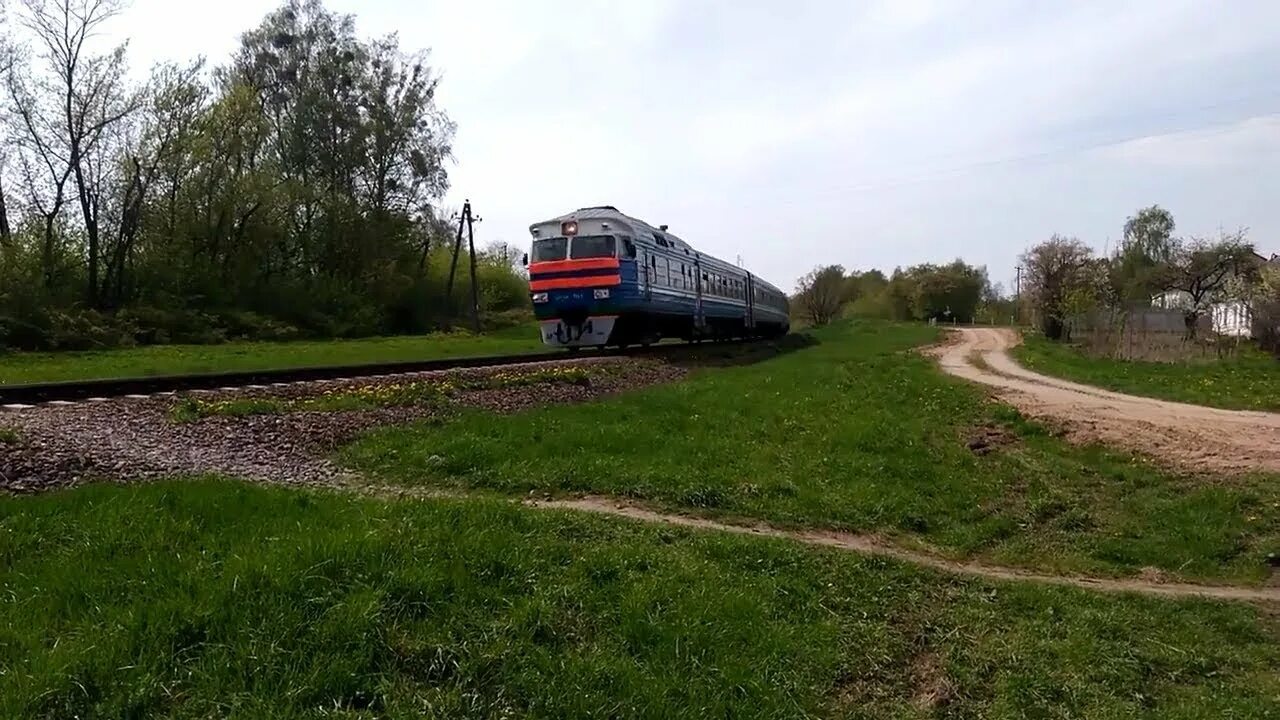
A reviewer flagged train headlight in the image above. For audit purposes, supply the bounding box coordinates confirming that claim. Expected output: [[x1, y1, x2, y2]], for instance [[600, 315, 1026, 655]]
[[593, 289, 611, 299], [532, 292, 549, 303]]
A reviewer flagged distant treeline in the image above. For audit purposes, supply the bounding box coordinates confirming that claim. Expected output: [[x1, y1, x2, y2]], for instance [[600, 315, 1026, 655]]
[[793, 261, 1013, 327], [0, 0, 529, 351]]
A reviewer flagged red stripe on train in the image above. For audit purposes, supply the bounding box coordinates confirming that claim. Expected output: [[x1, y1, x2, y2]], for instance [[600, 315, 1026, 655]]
[[529, 275, 622, 291]]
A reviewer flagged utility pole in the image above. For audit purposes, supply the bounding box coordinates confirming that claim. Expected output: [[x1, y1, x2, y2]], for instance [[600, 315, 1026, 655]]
[[444, 199, 483, 332], [1014, 265, 1022, 326]]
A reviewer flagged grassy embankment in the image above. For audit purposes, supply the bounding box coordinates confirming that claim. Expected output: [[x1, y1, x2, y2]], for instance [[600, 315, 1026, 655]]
[[0, 324, 546, 385], [344, 321, 1280, 585], [1014, 334, 1280, 412], [1, 480, 1277, 718]]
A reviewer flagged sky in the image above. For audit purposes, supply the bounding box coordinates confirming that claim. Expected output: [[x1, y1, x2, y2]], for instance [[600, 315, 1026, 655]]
[[93, 0, 1280, 292]]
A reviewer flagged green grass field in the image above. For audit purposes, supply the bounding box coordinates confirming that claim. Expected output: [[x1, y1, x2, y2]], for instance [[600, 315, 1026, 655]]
[[344, 322, 1280, 584], [0, 324, 547, 385], [2, 480, 1276, 718], [1014, 334, 1280, 412]]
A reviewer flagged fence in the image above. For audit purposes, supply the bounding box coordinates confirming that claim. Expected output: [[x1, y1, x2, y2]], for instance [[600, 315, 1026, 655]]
[[1065, 309, 1244, 361]]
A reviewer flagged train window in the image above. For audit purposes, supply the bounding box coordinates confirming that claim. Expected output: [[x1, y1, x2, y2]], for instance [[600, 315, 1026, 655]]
[[570, 235, 616, 259], [620, 238, 637, 259], [531, 237, 568, 262]]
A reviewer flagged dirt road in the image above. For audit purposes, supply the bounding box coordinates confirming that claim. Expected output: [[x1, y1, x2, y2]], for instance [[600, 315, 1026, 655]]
[[934, 327, 1280, 474]]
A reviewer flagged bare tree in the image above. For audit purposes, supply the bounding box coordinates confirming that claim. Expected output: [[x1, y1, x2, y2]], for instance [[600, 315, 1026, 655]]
[[795, 264, 848, 326], [15, 0, 141, 304], [7, 60, 74, 287], [0, 166, 10, 244], [1020, 235, 1094, 340], [0, 10, 12, 246], [0, 143, 11, 246], [1160, 229, 1258, 338]]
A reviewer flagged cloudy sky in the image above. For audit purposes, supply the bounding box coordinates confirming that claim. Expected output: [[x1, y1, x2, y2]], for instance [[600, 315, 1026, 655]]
[[105, 0, 1280, 292]]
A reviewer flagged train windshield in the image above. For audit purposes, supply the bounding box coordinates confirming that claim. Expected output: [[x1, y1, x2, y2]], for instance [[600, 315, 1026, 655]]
[[531, 237, 568, 262], [570, 235, 616, 259]]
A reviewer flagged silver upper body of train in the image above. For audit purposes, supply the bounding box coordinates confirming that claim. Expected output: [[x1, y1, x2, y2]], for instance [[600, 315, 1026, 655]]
[[528, 206, 785, 297]]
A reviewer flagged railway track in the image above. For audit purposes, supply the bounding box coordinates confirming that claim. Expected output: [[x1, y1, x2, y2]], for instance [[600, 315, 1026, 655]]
[[0, 340, 746, 406]]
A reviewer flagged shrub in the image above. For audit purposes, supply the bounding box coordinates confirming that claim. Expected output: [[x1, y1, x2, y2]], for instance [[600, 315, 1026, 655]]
[[47, 309, 136, 351], [213, 310, 301, 342], [0, 314, 53, 352]]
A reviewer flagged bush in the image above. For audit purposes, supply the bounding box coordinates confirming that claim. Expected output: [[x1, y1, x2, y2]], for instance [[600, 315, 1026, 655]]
[[482, 307, 535, 330], [213, 310, 301, 342], [47, 309, 136, 351], [846, 293, 894, 320], [0, 314, 53, 352], [116, 306, 225, 345]]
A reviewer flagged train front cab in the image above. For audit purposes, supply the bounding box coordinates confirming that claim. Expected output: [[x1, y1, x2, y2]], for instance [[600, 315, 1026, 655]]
[[527, 223, 637, 348]]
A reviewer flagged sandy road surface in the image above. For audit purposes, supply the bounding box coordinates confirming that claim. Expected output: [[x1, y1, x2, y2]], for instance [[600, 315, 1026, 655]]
[[934, 327, 1280, 475]]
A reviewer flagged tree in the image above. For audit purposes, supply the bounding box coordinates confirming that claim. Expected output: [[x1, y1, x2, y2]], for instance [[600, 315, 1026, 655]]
[[795, 264, 848, 325], [909, 260, 986, 323], [1160, 229, 1258, 337], [978, 281, 1016, 324], [1113, 205, 1175, 305], [0, 0, 13, 245], [1021, 235, 1095, 340], [98, 60, 206, 308], [16, 0, 142, 306], [1252, 263, 1280, 356], [0, 0, 518, 351]]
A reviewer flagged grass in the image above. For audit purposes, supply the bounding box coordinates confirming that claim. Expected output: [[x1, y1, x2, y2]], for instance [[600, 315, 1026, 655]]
[[2, 480, 1277, 718], [0, 323, 547, 385], [1014, 334, 1280, 412], [0, 427, 17, 444], [170, 367, 594, 422], [343, 321, 1280, 584]]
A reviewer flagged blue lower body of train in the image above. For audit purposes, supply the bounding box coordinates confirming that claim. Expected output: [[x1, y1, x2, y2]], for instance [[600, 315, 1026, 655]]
[[530, 262, 788, 348]]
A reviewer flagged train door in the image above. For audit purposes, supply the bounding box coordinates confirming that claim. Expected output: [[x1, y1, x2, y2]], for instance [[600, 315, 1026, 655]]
[[693, 254, 706, 333], [642, 250, 653, 301], [745, 272, 756, 333]]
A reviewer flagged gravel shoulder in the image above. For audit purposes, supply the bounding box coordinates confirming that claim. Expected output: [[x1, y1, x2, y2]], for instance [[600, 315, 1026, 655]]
[[933, 327, 1280, 474], [0, 357, 683, 493]]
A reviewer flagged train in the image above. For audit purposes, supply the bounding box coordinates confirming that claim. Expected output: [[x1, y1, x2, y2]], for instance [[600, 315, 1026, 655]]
[[525, 206, 789, 348]]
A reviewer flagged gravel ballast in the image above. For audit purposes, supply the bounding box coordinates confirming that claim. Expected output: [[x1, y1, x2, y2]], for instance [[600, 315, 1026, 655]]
[[0, 357, 685, 493]]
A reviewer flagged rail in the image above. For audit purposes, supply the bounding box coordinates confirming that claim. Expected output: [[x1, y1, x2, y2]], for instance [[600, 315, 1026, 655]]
[[0, 341, 742, 405]]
